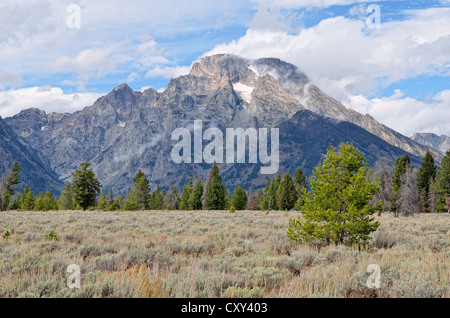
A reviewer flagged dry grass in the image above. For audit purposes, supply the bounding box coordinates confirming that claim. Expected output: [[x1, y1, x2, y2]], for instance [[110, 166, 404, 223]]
[[0, 210, 448, 298]]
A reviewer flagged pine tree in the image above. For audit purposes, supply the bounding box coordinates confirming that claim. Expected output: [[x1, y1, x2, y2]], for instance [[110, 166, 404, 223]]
[[287, 143, 380, 248], [0, 162, 21, 211], [72, 162, 102, 211], [190, 180, 204, 210], [277, 173, 298, 211], [293, 168, 308, 210], [431, 150, 450, 213], [202, 162, 226, 210], [260, 178, 272, 210], [148, 185, 165, 210], [294, 168, 307, 195], [417, 151, 437, 212], [133, 170, 151, 210], [180, 178, 193, 210], [391, 155, 411, 212], [21, 185, 36, 211], [5, 162, 21, 196], [35, 192, 45, 211], [261, 174, 281, 211], [59, 182, 75, 210], [232, 186, 248, 211], [108, 193, 124, 211], [246, 192, 261, 210], [11, 194, 22, 210], [97, 193, 108, 211], [124, 189, 140, 211], [225, 191, 232, 210], [44, 192, 57, 211]]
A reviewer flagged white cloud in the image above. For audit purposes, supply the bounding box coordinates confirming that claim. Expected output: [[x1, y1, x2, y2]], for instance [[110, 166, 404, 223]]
[[126, 72, 139, 83], [206, 8, 450, 101], [346, 89, 450, 136], [254, 0, 385, 9], [145, 66, 191, 79], [0, 86, 104, 118], [46, 46, 132, 78]]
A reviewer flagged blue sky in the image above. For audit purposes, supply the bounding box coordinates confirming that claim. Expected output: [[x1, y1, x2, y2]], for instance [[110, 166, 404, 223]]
[[0, 0, 449, 136]]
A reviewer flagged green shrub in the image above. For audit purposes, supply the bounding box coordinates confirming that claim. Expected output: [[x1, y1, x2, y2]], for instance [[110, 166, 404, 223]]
[[44, 230, 59, 241]]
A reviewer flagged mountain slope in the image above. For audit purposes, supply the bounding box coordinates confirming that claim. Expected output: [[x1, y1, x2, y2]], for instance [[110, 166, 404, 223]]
[[0, 116, 62, 193], [4, 54, 430, 193], [411, 132, 450, 156]]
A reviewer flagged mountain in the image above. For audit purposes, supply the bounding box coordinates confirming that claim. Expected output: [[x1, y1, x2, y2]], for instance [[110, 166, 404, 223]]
[[0, 116, 62, 194], [4, 54, 431, 193], [411, 132, 450, 156]]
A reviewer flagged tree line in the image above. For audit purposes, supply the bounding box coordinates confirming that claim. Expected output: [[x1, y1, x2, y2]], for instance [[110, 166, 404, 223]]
[[0, 144, 449, 216]]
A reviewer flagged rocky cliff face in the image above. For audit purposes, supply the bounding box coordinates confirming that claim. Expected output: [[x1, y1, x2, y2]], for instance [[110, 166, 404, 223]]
[[0, 116, 61, 193], [4, 54, 433, 193], [411, 133, 450, 156]]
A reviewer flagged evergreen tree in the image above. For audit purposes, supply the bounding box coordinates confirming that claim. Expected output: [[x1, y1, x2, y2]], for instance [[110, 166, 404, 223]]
[[0, 162, 21, 211], [97, 193, 108, 211], [260, 178, 272, 210], [431, 150, 450, 213], [21, 185, 36, 211], [261, 174, 281, 211], [391, 155, 412, 212], [287, 143, 380, 248], [190, 180, 204, 210], [108, 193, 124, 211], [392, 155, 411, 191], [59, 182, 75, 210], [44, 192, 57, 211], [180, 178, 193, 210], [5, 162, 21, 195], [133, 170, 151, 210], [202, 162, 227, 210], [294, 168, 307, 195], [148, 185, 165, 210], [11, 194, 22, 210], [225, 190, 232, 210], [294, 168, 308, 210], [35, 192, 45, 211], [72, 162, 102, 211], [124, 189, 140, 211], [417, 151, 437, 212], [232, 186, 248, 211], [277, 173, 298, 211]]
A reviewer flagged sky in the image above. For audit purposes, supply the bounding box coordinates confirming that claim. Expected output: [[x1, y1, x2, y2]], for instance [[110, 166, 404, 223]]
[[0, 0, 449, 137]]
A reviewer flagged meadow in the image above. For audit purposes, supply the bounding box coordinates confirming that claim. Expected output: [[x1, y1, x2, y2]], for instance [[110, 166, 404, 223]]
[[0, 210, 448, 298]]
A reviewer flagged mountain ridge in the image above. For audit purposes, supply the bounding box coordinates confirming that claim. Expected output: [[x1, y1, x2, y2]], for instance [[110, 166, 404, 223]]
[[3, 54, 437, 193]]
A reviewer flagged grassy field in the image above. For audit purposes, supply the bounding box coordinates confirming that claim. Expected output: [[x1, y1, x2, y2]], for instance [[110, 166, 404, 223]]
[[0, 210, 449, 298]]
